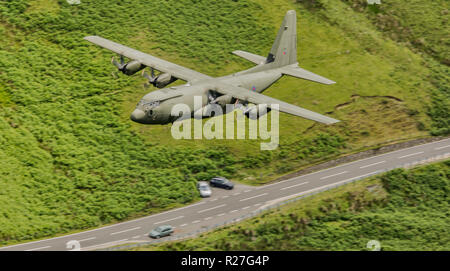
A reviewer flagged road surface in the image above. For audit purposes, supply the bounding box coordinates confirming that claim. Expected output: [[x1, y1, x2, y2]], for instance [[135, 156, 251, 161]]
[[1, 138, 449, 251]]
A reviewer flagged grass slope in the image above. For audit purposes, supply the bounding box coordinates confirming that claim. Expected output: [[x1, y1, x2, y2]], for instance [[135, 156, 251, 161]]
[[0, 0, 448, 244], [135, 160, 450, 251]]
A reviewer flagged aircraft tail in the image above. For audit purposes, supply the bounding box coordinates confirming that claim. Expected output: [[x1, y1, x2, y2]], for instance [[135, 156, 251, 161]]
[[266, 10, 297, 67]]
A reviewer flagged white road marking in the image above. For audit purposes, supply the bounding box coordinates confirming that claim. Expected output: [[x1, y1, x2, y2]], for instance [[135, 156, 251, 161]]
[[204, 217, 213, 221], [359, 160, 386, 169], [435, 145, 450, 150], [210, 198, 218, 202], [222, 196, 229, 199], [25, 246, 51, 251], [132, 236, 141, 239], [79, 237, 96, 242], [280, 181, 309, 191], [217, 213, 225, 217], [180, 224, 188, 227], [198, 204, 226, 213], [244, 190, 252, 193], [398, 151, 424, 159], [110, 227, 141, 235], [281, 171, 380, 201], [192, 220, 201, 224], [230, 210, 238, 213], [233, 193, 241, 196], [254, 203, 262, 207], [86, 239, 128, 250], [320, 171, 348, 180], [154, 216, 184, 225], [240, 193, 268, 202], [242, 206, 250, 210]]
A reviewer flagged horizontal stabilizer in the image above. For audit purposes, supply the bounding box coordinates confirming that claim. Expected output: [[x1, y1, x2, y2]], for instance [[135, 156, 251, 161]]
[[281, 65, 336, 85], [232, 50, 266, 65]]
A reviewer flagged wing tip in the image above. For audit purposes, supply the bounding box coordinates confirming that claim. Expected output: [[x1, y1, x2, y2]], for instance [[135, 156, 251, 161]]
[[324, 118, 340, 124], [83, 35, 101, 42]]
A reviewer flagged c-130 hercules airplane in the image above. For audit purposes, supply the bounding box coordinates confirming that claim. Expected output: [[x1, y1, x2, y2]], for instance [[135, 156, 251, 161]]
[[84, 10, 340, 125]]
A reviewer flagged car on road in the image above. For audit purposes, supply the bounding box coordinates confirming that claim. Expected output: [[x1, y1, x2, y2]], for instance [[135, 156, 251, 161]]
[[148, 225, 174, 239], [197, 181, 212, 197], [210, 177, 234, 190]]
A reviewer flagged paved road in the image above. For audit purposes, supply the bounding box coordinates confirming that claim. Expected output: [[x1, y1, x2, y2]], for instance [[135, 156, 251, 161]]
[[1, 138, 449, 251]]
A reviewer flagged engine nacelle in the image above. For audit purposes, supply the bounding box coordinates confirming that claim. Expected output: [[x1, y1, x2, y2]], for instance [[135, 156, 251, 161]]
[[122, 60, 145, 75], [244, 104, 271, 120], [213, 95, 233, 106], [153, 73, 177, 88]]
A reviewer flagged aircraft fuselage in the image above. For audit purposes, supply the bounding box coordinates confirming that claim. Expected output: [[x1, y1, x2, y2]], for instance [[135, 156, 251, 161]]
[[131, 69, 283, 125]]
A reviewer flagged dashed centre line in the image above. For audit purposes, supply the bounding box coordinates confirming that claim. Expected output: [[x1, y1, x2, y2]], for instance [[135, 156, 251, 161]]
[[240, 193, 268, 202], [79, 237, 96, 242], [110, 227, 141, 236], [320, 171, 348, 180], [435, 145, 450, 150], [192, 220, 201, 224], [280, 181, 309, 190], [359, 161, 386, 169], [25, 246, 51, 251], [198, 204, 226, 213], [398, 151, 424, 159], [154, 216, 184, 225]]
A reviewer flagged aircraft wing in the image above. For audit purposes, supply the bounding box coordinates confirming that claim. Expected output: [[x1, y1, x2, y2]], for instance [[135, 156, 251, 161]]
[[215, 83, 339, 124], [84, 36, 211, 83]]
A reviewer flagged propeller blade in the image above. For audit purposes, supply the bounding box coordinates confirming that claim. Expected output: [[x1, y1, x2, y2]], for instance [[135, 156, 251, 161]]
[[151, 67, 155, 78], [142, 69, 158, 85], [111, 56, 120, 68], [142, 70, 151, 80]]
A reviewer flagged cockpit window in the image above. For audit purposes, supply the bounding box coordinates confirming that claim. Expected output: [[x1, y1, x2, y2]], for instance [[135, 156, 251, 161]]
[[145, 101, 160, 107], [137, 100, 160, 110]]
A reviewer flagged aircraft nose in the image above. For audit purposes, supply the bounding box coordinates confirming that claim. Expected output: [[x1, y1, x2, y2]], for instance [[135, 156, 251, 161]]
[[130, 109, 146, 123]]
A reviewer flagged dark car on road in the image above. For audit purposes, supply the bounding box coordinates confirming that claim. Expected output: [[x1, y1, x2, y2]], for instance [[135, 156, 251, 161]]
[[148, 225, 174, 239], [209, 177, 234, 190]]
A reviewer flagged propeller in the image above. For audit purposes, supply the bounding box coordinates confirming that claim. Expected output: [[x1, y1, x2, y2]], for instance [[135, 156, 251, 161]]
[[142, 68, 158, 88], [111, 55, 126, 71]]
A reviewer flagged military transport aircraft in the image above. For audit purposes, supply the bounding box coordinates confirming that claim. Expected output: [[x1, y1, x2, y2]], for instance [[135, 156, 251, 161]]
[[84, 10, 339, 125]]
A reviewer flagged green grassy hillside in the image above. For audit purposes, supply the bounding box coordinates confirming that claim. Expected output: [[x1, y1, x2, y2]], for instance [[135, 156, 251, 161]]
[[0, 0, 448, 244], [135, 160, 450, 251]]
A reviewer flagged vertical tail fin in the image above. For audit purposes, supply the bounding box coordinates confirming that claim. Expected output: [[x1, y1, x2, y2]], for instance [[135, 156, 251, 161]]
[[266, 10, 297, 67]]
